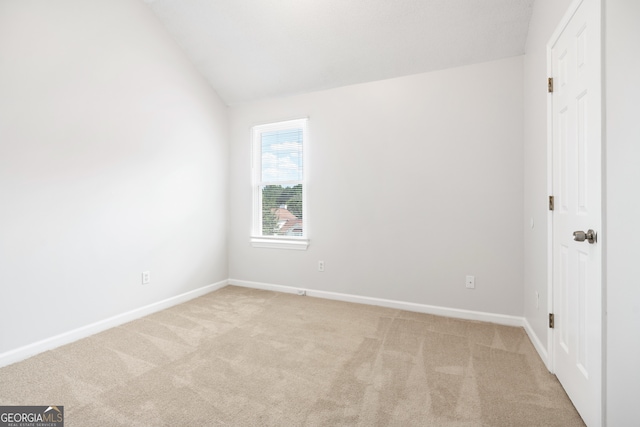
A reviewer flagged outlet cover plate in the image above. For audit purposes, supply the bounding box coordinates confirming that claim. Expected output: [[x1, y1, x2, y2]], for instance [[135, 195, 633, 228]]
[[465, 275, 475, 289]]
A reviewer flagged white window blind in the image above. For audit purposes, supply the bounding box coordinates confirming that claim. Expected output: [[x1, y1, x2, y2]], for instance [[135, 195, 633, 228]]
[[252, 118, 308, 249]]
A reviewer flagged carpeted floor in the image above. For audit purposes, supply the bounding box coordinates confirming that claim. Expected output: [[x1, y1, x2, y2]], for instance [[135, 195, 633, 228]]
[[0, 285, 584, 426]]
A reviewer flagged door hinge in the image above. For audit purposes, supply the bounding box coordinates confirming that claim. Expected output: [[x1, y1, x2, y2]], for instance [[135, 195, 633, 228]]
[[549, 313, 555, 329], [549, 195, 554, 211], [548, 77, 554, 93]]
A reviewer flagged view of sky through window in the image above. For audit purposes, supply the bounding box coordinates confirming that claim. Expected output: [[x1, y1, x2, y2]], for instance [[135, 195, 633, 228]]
[[261, 129, 303, 183]]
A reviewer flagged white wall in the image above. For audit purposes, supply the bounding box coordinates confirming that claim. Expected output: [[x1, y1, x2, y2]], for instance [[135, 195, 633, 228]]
[[604, 0, 640, 424], [522, 0, 573, 357], [229, 57, 524, 316], [0, 0, 228, 355]]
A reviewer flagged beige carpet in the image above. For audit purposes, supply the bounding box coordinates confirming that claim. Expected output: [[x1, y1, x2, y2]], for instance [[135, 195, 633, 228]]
[[0, 286, 584, 426]]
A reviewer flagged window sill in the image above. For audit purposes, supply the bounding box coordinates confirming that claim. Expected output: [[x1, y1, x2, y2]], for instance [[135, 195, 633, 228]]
[[250, 237, 309, 250]]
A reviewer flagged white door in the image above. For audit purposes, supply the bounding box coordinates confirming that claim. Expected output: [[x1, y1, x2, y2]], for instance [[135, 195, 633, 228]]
[[549, 0, 602, 426]]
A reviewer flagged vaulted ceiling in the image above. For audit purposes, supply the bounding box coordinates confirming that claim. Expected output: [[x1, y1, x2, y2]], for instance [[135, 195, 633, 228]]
[[143, 0, 535, 105]]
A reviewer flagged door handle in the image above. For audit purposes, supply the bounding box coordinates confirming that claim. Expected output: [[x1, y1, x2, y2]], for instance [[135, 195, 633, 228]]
[[573, 229, 597, 244]]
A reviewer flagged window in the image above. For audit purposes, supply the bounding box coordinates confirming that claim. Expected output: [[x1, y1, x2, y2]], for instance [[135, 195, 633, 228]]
[[251, 118, 308, 250]]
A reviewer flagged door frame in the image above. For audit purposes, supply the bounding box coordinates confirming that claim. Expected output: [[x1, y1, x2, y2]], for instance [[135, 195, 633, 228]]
[[546, 0, 605, 424]]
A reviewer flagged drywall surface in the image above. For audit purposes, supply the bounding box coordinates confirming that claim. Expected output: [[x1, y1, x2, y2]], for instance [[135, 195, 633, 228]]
[[522, 0, 572, 353], [605, 0, 640, 423], [144, 0, 534, 104], [229, 57, 524, 316], [0, 0, 228, 354]]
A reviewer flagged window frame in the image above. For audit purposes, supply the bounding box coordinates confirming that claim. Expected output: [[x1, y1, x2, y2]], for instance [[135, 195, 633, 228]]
[[251, 118, 309, 250]]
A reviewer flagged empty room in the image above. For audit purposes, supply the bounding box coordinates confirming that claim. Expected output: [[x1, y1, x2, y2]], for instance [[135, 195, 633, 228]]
[[0, 0, 638, 426]]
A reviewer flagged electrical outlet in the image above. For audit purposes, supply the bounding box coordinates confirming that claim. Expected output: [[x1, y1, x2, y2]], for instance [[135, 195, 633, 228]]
[[318, 261, 325, 272], [142, 271, 151, 285], [465, 275, 475, 289]]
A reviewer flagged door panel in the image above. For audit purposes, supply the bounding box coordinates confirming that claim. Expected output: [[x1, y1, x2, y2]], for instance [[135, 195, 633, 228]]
[[550, 0, 602, 426]]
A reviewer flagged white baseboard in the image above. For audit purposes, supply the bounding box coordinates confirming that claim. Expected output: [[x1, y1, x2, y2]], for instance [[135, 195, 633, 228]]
[[0, 279, 228, 368], [228, 279, 524, 327], [2, 278, 542, 370], [523, 317, 550, 370]]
